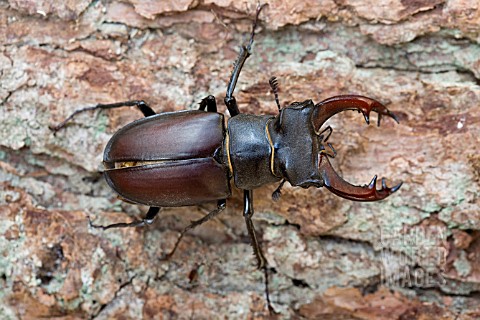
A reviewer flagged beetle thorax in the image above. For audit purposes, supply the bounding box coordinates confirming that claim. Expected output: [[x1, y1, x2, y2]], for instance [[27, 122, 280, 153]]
[[226, 114, 281, 190]]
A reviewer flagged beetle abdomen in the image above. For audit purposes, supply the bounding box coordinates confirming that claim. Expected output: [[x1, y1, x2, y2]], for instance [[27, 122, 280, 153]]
[[103, 110, 231, 206]]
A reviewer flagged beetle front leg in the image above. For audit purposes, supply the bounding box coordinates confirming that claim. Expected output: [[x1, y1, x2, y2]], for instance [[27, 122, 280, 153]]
[[89, 206, 160, 230], [164, 199, 226, 259], [224, 4, 267, 117], [243, 190, 274, 313], [50, 100, 155, 134]]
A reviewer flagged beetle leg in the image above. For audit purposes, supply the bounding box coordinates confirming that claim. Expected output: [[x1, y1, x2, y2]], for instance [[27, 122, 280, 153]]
[[198, 95, 217, 112], [88, 206, 160, 230], [164, 199, 226, 259], [318, 155, 402, 201], [224, 4, 267, 117], [49, 100, 155, 134], [312, 95, 399, 133], [244, 190, 267, 268], [243, 190, 275, 313]]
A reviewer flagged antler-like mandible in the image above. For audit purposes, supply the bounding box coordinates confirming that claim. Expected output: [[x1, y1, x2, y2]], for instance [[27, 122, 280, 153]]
[[318, 155, 402, 201], [312, 95, 399, 131], [313, 95, 402, 201]]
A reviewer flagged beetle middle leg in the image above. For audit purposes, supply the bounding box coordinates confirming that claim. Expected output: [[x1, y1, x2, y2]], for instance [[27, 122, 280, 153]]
[[198, 95, 217, 113], [164, 199, 226, 259], [243, 190, 274, 313], [50, 100, 155, 133], [88, 206, 160, 230], [224, 4, 267, 117]]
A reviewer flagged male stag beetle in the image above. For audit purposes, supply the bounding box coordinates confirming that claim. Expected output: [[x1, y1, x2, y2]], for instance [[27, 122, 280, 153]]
[[51, 4, 401, 313]]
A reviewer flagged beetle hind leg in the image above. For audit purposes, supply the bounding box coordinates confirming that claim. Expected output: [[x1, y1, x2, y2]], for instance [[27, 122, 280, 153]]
[[163, 199, 226, 260], [50, 100, 155, 134], [88, 206, 160, 230]]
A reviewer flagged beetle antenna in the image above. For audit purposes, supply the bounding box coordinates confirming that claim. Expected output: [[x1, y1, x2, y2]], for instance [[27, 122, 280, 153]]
[[319, 143, 337, 158], [272, 179, 286, 201], [317, 125, 333, 143], [327, 143, 337, 158], [269, 76, 281, 112]]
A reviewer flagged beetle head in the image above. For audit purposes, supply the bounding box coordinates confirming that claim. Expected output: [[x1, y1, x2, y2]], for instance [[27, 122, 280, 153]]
[[270, 95, 401, 201], [270, 100, 325, 188]]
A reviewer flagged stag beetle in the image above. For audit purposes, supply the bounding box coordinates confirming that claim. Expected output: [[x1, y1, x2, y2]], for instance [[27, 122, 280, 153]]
[[51, 4, 401, 313]]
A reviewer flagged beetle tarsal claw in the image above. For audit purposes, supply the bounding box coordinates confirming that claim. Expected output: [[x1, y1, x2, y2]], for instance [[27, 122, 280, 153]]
[[318, 155, 401, 201]]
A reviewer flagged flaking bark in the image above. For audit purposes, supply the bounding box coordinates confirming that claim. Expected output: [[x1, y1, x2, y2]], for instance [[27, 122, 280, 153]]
[[1, 0, 479, 319]]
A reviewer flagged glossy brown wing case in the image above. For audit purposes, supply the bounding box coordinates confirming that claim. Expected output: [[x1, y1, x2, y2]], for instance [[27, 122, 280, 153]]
[[103, 111, 231, 206]]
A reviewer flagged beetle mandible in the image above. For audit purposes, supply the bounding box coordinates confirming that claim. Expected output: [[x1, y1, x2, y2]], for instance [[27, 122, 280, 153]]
[[51, 4, 401, 313]]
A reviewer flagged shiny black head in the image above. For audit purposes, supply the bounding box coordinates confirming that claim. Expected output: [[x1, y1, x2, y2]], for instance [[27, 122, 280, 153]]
[[268, 100, 326, 188]]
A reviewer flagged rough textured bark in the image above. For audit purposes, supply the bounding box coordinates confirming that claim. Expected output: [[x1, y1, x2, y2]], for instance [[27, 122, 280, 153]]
[[1, 0, 480, 319]]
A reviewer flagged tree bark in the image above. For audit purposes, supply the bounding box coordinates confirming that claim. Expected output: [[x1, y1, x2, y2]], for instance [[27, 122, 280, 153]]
[[1, 0, 479, 319]]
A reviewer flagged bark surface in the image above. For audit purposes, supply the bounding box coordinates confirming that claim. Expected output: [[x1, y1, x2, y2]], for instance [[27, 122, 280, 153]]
[[1, 0, 479, 319]]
